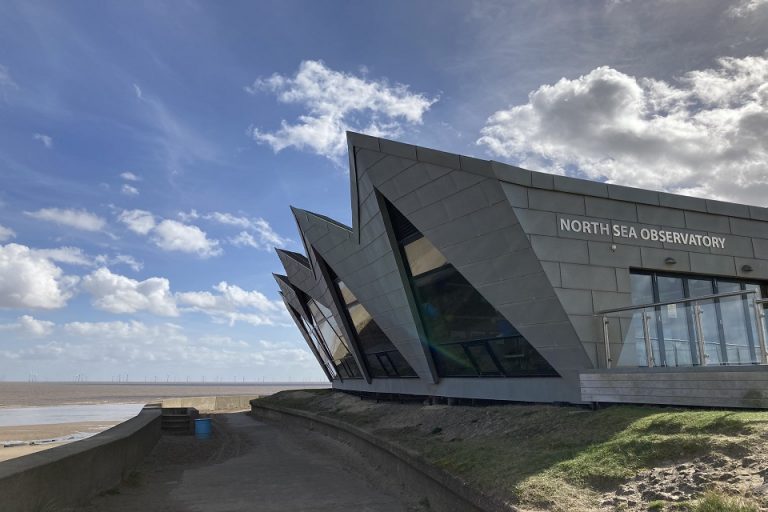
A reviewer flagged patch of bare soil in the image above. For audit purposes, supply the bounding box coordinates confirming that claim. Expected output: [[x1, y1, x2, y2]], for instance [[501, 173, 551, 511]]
[[602, 452, 768, 510]]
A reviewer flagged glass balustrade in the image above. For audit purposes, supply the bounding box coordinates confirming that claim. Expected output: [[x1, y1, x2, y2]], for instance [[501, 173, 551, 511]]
[[599, 289, 768, 368]]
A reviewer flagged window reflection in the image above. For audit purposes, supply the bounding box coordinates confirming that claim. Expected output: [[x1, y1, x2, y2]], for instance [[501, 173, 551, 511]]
[[307, 299, 362, 378], [334, 278, 416, 378], [387, 200, 557, 378]]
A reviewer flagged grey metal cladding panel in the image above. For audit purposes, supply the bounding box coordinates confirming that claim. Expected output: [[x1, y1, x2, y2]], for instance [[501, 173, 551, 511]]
[[608, 184, 660, 206], [528, 188, 585, 215], [531, 171, 554, 190], [707, 199, 750, 218], [658, 192, 707, 212], [491, 161, 532, 186], [684, 211, 730, 234], [441, 182, 492, 221], [755, 239, 768, 258], [588, 241, 642, 268], [365, 155, 423, 193], [347, 132, 380, 151], [731, 217, 768, 239], [585, 197, 637, 222], [501, 182, 528, 208], [561, 263, 617, 292], [531, 235, 589, 264], [690, 252, 737, 275], [497, 296, 569, 327], [541, 261, 562, 287], [710, 234, 755, 258], [555, 288, 594, 315], [592, 291, 632, 312], [459, 155, 494, 178], [640, 247, 692, 272], [616, 268, 632, 293], [476, 272, 556, 305], [735, 258, 768, 280], [514, 208, 557, 236], [554, 175, 609, 198], [637, 205, 686, 228], [439, 228, 532, 268], [414, 172, 461, 210], [457, 250, 548, 287], [750, 206, 768, 222], [416, 145, 461, 169], [379, 138, 418, 160]]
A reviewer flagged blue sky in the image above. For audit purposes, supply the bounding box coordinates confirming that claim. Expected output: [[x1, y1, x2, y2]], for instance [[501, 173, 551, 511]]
[[1, 0, 767, 381]]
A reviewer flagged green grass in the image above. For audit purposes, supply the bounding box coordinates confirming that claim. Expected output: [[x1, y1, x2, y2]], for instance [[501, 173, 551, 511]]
[[690, 492, 759, 512], [257, 391, 768, 511]]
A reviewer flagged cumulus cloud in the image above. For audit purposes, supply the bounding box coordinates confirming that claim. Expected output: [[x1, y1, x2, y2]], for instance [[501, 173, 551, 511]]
[[120, 171, 141, 181], [121, 184, 139, 196], [200, 211, 289, 250], [477, 53, 768, 205], [26, 208, 106, 232], [0, 243, 78, 309], [33, 133, 53, 148], [117, 209, 156, 235], [177, 281, 287, 326], [152, 219, 221, 257], [247, 60, 437, 161], [728, 0, 768, 17], [34, 247, 92, 266], [0, 315, 55, 337], [118, 210, 220, 258], [0, 224, 15, 242], [81, 267, 178, 316]]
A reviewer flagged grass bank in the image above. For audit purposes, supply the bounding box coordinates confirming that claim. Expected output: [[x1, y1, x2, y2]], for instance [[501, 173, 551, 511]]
[[256, 389, 768, 511]]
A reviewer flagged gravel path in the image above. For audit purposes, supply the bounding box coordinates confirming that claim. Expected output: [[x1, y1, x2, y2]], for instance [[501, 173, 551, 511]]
[[85, 411, 423, 512]]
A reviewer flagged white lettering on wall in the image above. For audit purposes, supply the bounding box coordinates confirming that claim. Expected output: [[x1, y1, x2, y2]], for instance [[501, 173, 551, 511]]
[[559, 217, 727, 249]]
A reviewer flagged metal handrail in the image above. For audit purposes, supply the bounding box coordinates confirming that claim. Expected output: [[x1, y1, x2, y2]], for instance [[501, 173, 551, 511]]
[[595, 289, 757, 315], [598, 289, 767, 368]]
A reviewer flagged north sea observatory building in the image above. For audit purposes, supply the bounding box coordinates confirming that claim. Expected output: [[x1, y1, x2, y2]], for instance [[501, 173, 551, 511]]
[[274, 132, 768, 408]]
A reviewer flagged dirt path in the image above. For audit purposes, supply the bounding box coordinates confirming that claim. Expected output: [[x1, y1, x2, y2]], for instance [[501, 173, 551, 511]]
[[84, 411, 423, 512]]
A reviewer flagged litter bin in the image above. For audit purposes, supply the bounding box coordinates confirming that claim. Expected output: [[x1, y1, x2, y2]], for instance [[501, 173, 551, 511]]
[[194, 418, 212, 439]]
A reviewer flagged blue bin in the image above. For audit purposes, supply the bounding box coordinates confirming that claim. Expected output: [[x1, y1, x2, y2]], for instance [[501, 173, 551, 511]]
[[194, 418, 212, 439]]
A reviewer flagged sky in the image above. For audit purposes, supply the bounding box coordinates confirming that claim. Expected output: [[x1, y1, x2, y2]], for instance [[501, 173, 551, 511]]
[[1, 0, 767, 382]]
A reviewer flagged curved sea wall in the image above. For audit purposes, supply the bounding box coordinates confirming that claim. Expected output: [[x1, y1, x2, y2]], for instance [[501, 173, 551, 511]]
[[0, 407, 161, 512]]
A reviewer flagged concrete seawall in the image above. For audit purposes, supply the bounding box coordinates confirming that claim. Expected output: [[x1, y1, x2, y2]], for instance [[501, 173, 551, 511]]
[[251, 401, 514, 512], [0, 407, 161, 512]]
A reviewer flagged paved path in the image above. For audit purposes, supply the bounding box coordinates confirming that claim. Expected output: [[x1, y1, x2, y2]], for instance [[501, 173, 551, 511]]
[[87, 411, 419, 512]]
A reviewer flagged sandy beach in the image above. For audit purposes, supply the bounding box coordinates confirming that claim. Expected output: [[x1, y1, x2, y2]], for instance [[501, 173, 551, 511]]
[[0, 382, 328, 462]]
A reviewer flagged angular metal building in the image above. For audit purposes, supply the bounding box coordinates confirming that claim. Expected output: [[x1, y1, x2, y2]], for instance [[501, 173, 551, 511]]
[[274, 132, 768, 408]]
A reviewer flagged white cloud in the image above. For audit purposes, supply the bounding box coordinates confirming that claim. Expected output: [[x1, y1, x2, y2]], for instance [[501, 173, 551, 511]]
[[0, 315, 55, 337], [247, 60, 438, 161], [33, 133, 53, 148], [118, 209, 155, 235], [132, 83, 143, 99], [26, 208, 106, 232], [120, 171, 141, 181], [178, 209, 199, 222], [152, 219, 221, 258], [81, 267, 178, 316], [200, 211, 289, 250], [0, 243, 78, 309], [34, 247, 92, 266], [177, 281, 286, 326], [728, 0, 768, 17], [121, 184, 139, 196], [100, 254, 143, 272], [0, 224, 15, 242], [18, 315, 55, 337], [477, 53, 768, 205], [0, 64, 17, 90]]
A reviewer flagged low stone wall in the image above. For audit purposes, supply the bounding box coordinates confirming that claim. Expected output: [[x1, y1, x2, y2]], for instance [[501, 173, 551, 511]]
[[0, 407, 161, 512], [250, 400, 514, 512], [161, 395, 259, 411]]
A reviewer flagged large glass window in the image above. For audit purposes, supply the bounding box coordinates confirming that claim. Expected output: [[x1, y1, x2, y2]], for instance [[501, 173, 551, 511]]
[[386, 200, 558, 378], [627, 270, 766, 367], [334, 279, 417, 378], [306, 299, 362, 378]]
